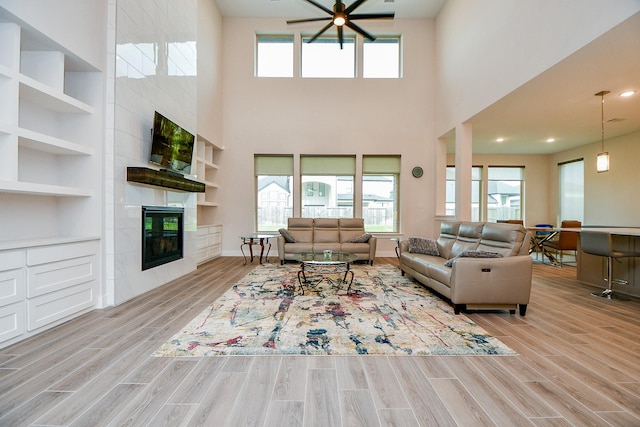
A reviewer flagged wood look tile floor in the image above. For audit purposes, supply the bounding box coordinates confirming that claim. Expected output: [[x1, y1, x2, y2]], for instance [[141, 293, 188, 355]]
[[1, 257, 639, 426]]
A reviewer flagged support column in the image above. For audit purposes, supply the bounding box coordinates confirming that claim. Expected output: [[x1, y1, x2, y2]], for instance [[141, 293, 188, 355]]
[[455, 122, 473, 221]]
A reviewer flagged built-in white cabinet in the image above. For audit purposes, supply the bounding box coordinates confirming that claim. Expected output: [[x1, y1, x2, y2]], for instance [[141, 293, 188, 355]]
[[195, 135, 222, 264], [0, 239, 99, 349], [196, 224, 222, 264]]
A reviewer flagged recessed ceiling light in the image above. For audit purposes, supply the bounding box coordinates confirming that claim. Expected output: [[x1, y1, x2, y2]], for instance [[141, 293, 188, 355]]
[[546, 138, 555, 143], [620, 90, 636, 97], [496, 137, 504, 142]]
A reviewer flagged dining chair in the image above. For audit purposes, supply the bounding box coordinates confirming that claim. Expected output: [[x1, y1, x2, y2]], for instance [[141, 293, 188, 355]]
[[542, 220, 581, 266], [532, 223, 553, 260]]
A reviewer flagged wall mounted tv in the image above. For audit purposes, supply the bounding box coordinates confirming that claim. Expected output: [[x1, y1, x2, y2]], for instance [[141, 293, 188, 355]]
[[149, 111, 195, 174]]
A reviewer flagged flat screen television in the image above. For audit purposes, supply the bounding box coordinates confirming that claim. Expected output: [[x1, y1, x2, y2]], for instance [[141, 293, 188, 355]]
[[149, 111, 195, 174]]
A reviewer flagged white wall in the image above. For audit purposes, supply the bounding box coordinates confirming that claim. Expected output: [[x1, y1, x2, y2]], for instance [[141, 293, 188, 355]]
[[435, 0, 640, 137], [110, 0, 199, 304], [551, 130, 640, 227], [218, 18, 438, 253], [197, 0, 223, 147]]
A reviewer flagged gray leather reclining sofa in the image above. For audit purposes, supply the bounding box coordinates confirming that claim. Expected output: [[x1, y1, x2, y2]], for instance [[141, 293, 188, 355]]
[[399, 221, 533, 315]]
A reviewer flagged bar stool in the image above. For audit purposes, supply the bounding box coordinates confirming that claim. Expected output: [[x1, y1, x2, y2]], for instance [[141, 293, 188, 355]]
[[580, 231, 640, 300]]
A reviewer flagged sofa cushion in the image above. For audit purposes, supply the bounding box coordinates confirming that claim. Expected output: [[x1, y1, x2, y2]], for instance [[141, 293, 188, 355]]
[[349, 233, 372, 243], [279, 228, 296, 243], [314, 243, 341, 252], [339, 218, 366, 243], [450, 222, 484, 258], [313, 218, 339, 243], [408, 237, 440, 256], [283, 243, 314, 254], [477, 222, 526, 257], [444, 250, 504, 267], [287, 218, 314, 243], [436, 221, 460, 260]]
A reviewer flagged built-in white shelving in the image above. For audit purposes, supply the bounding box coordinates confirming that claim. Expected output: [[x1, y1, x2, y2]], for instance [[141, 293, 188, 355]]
[[0, 20, 100, 198], [0, 12, 103, 349], [19, 75, 94, 114], [18, 128, 94, 156], [195, 135, 223, 264], [0, 180, 93, 197], [0, 63, 12, 78]]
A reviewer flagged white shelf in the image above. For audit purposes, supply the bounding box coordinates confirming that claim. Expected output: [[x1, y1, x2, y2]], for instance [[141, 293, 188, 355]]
[[196, 156, 219, 170], [202, 180, 218, 188], [18, 128, 94, 156], [0, 63, 13, 78], [0, 180, 92, 197], [19, 74, 93, 114], [196, 134, 222, 226]]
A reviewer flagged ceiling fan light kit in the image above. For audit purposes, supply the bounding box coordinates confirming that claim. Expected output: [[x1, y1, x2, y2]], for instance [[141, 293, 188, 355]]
[[287, 0, 395, 49]]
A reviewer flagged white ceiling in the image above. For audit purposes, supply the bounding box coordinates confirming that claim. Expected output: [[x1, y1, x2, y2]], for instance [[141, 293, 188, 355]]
[[465, 11, 640, 154], [215, 0, 446, 19], [215, 1, 640, 155]]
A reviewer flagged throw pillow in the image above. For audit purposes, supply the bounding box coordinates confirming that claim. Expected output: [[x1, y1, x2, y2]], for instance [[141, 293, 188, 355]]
[[349, 233, 372, 243], [444, 250, 503, 267], [278, 228, 296, 243], [408, 237, 440, 256]]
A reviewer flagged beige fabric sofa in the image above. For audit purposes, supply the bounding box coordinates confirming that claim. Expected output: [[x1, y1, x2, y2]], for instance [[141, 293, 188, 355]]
[[399, 221, 533, 315], [277, 218, 377, 265]]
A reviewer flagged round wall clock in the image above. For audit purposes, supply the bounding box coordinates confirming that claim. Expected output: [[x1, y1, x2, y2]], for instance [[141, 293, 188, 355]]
[[412, 166, 424, 178]]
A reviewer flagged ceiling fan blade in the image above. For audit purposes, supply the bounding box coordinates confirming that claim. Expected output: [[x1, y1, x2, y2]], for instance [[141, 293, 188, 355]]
[[287, 17, 332, 24], [307, 21, 335, 43], [345, 0, 369, 15], [348, 13, 395, 20], [337, 25, 344, 49], [345, 20, 376, 41], [302, 0, 334, 16]]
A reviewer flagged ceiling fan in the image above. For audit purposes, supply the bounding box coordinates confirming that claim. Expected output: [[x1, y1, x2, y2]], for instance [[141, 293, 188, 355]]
[[287, 0, 395, 49]]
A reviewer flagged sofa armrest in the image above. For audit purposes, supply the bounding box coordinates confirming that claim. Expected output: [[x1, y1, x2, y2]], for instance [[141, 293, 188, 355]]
[[277, 235, 285, 261], [368, 236, 377, 264], [449, 255, 533, 304]]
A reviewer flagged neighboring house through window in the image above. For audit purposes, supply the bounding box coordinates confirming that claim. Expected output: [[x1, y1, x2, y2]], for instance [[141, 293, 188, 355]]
[[487, 166, 524, 222], [363, 155, 400, 232], [255, 155, 293, 231], [301, 155, 355, 218], [446, 166, 482, 221]]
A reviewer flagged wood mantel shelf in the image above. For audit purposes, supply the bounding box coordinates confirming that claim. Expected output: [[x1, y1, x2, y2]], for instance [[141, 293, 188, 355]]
[[127, 167, 205, 192]]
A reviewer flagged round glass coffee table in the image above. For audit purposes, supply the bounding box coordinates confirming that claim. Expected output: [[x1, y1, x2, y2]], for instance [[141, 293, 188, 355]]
[[294, 252, 358, 295]]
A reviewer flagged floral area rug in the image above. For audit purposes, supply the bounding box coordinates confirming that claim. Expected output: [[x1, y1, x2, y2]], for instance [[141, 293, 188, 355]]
[[153, 263, 516, 356]]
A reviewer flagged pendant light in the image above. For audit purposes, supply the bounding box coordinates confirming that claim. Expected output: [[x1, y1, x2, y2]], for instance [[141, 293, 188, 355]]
[[595, 90, 610, 173]]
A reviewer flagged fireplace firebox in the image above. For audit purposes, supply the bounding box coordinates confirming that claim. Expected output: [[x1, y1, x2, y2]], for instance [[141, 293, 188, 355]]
[[142, 206, 184, 270]]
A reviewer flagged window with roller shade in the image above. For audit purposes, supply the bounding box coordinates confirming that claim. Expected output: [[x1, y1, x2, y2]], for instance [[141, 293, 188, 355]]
[[301, 155, 355, 218], [487, 166, 524, 222], [363, 155, 400, 232], [255, 155, 294, 231]]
